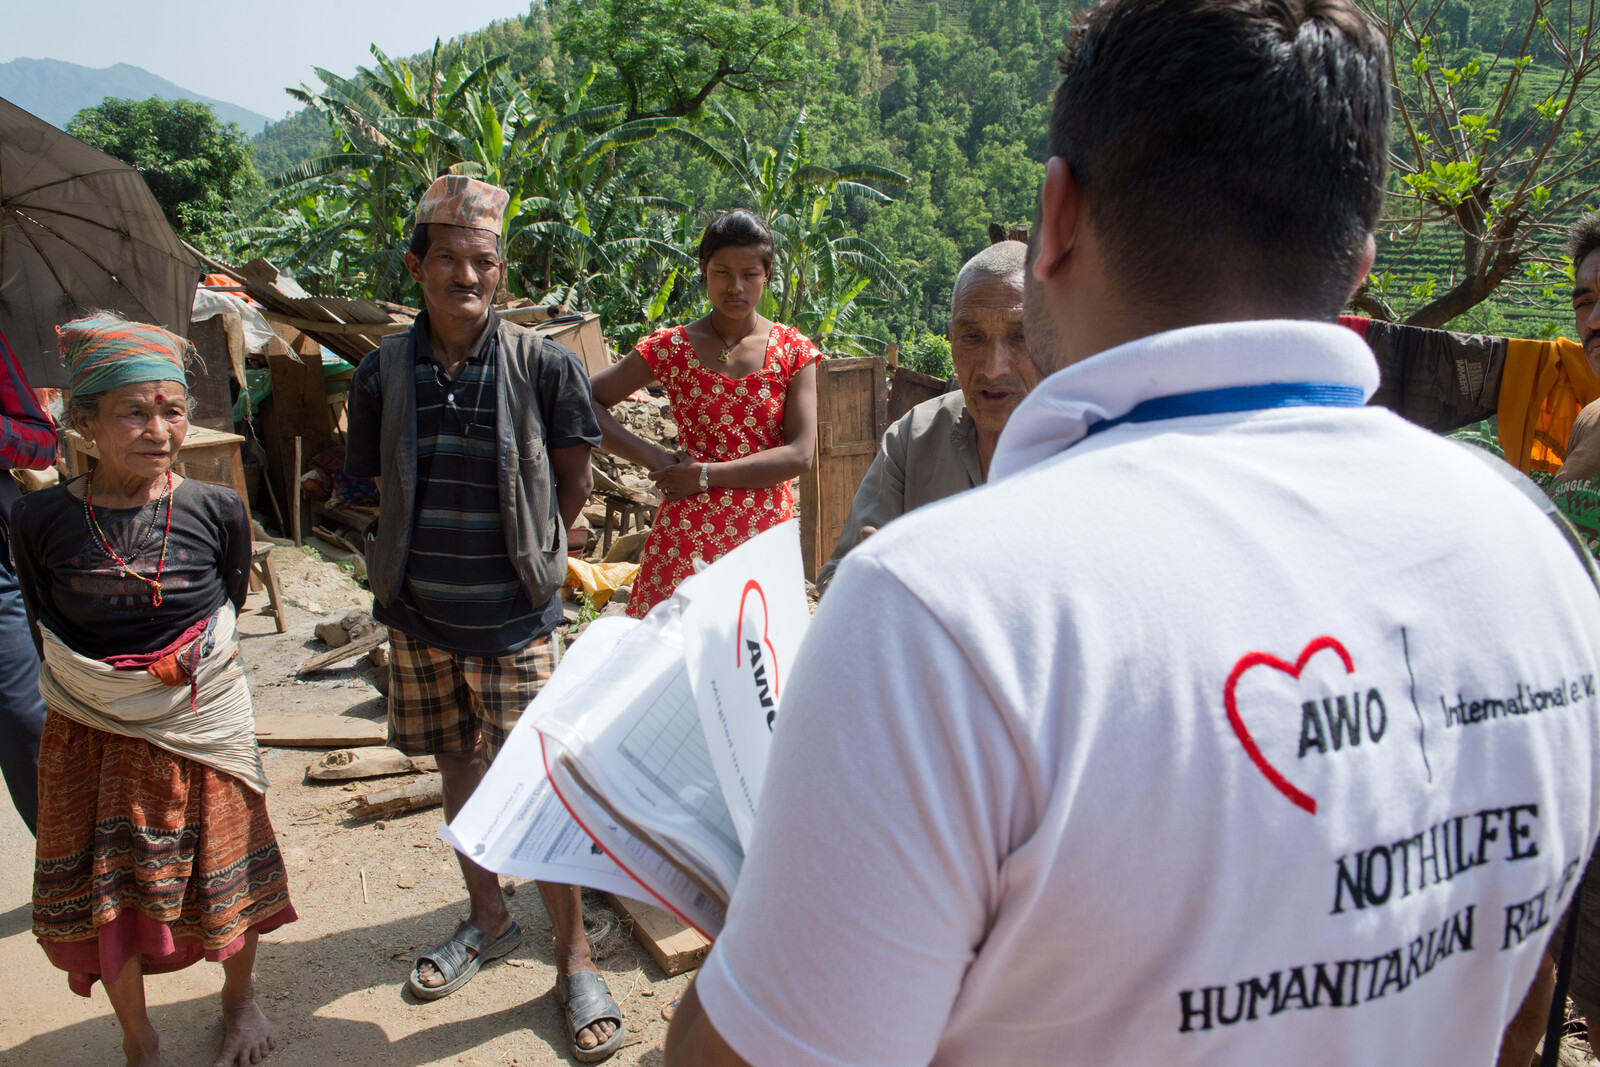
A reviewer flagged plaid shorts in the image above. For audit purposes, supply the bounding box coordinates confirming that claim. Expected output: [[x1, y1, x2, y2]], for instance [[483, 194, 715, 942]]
[[387, 629, 559, 760]]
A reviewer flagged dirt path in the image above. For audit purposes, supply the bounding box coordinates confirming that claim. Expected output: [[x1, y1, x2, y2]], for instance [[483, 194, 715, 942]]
[[0, 547, 687, 1067]]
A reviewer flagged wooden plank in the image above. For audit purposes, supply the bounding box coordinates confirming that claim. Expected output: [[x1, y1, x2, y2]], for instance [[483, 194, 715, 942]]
[[292, 436, 302, 547], [259, 338, 334, 541], [185, 314, 241, 433], [257, 712, 387, 747], [298, 627, 389, 675], [888, 366, 952, 424], [536, 313, 609, 377], [818, 431, 875, 456], [188, 248, 375, 364], [351, 773, 443, 817], [313, 501, 378, 532], [605, 894, 712, 976], [312, 525, 364, 556], [497, 304, 563, 324], [346, 298, 400, 324], [260, 310, 410, 337], [799, 357, 887, 581], [229, 447, 250, 510]]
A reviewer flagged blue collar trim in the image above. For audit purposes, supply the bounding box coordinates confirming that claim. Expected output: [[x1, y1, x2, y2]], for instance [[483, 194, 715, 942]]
[[1084, 382, 1366, 438]]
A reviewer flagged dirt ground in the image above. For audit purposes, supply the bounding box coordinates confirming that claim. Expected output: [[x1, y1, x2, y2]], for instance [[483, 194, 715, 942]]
[[0, 546, 690, 1067]]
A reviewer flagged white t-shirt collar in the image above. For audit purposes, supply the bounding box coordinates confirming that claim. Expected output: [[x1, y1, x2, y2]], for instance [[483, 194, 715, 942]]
[[991, 318, 1380, 480]]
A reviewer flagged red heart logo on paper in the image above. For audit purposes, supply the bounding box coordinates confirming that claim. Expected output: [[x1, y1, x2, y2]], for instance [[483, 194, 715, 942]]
[[1223, 636, 1355, 815], [735, 579, 780, 697]]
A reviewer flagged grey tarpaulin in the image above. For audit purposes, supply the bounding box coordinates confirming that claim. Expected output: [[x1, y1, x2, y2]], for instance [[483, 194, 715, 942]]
[[0, 96, 200, 388]]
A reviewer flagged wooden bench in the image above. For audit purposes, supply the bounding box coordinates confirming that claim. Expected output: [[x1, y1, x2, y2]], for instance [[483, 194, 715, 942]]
[[601, 492, 658, 554], [249, 542, 287, 634]]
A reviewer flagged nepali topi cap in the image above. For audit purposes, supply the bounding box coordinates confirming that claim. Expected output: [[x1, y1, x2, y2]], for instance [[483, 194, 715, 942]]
[[415, 175, 510, 235]]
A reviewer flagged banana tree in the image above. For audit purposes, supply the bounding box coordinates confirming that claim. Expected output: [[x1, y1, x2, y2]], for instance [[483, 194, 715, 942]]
[[498, 67, 692, 310], [666, 104, 910, 353], [254, 45, 688, 306]]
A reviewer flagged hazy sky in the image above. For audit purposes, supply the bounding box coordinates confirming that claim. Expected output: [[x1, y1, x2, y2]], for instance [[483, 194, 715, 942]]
[[3, 0, 535, 119]]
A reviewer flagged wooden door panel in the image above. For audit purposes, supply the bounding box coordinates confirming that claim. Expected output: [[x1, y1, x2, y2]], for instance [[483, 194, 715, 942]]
[[800, 356, 887, 581]]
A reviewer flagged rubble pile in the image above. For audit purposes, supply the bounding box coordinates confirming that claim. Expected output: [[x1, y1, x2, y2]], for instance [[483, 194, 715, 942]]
[[590, 389, 679, 488]]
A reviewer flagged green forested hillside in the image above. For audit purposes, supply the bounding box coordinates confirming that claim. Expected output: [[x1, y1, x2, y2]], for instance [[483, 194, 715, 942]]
[[247, 0, 1073, 346], [242, 0, 1600, 346]]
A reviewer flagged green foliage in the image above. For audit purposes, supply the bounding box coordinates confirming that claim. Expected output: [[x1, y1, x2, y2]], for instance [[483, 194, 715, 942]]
[[901, 333, 953, 378], [1358, 0, 1600, 332], [247, 44, 687, 305], [68, 96, 259, 245], [252, 108, 333, 178], [574, 591, 600, 626], [668, 104, 909, 353], [555, 0, 822, 119], [221, 0, 1084, 346]]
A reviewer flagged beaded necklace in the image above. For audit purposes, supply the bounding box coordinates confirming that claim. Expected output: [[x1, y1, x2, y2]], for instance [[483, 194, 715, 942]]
[[84, 470, 174, 607]]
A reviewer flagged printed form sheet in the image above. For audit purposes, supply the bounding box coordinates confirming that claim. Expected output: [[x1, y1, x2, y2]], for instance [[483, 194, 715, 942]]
[[536, 609, 745, 896], [439, 618, 638, 897]]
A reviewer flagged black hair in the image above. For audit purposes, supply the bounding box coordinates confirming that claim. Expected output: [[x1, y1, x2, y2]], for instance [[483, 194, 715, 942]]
[[408, 223, 431, 260], [407, 223, 502, 261], [698, 209, 776, 276], [1048, 0, 1390, 319], [1570, 213, 1600, 274]]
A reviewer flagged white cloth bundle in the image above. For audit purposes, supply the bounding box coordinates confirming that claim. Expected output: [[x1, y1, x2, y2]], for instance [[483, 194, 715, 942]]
[[37, 602, 266, 793]]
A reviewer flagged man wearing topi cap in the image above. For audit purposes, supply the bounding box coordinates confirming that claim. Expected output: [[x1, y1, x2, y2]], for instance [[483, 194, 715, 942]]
[[346, 175, 622, 1060]]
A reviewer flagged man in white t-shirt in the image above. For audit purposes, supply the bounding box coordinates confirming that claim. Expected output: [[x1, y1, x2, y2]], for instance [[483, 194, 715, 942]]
[[663, 1, 1600, 1064]]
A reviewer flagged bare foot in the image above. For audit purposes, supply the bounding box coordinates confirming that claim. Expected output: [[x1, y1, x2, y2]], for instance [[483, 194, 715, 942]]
[[122, 1026, 160, 1067], [214, 996, 275, 1067]]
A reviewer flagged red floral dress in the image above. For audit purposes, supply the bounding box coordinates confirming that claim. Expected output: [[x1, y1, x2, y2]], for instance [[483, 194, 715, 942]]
[[627, 323, 821, 618]]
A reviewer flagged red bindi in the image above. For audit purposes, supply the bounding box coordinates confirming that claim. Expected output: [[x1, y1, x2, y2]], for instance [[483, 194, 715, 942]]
[[155, 394, 166, 404]]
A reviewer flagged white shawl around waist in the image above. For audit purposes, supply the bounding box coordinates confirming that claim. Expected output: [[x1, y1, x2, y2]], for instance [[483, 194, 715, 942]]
[[37, 602, 267, 793]]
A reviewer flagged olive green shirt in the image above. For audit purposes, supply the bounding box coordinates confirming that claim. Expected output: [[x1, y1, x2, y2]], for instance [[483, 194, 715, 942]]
[[817, 390, 983, 594]]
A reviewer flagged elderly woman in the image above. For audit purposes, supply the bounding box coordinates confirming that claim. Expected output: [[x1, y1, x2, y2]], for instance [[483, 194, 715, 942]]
[[13, 314, 294, 1067]]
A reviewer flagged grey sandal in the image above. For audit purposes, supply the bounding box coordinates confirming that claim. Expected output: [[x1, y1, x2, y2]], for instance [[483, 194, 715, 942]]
[[407, 919, 522, 1001], [558, 970, 625, 1063]]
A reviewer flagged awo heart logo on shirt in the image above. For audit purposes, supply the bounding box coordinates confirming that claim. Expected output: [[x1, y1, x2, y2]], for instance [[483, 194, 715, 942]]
[[1223, 636, 1356, 815]]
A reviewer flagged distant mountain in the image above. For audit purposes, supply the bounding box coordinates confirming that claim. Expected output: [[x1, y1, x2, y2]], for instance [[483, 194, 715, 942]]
[[0, 57, 270, 134]]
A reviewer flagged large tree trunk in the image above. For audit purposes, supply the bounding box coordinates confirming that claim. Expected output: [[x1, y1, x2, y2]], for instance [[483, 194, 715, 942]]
[[1401, 243, 1522, 330], [1402, 275, 1495, 329]]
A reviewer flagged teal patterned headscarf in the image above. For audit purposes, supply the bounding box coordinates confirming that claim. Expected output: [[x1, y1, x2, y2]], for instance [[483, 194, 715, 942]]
[[57, 314, 191, 397]]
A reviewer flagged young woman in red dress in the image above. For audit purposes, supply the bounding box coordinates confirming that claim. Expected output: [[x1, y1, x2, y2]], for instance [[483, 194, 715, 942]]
[[590, 209, 820, 617]]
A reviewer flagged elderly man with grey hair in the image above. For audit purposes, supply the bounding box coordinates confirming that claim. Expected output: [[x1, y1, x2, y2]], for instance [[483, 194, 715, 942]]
[[817, 240, 1036, 592]]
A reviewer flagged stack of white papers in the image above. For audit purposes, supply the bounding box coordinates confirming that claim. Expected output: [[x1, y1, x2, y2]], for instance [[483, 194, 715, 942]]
[[441, 520, 811, 936]]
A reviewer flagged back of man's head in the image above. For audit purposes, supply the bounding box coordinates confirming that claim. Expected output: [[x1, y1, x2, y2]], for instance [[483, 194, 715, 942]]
[[1052, 0, 1389, 321]]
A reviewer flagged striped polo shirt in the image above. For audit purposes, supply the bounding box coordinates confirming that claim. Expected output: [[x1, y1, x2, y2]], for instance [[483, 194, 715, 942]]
[[348, 313, 600, 656]]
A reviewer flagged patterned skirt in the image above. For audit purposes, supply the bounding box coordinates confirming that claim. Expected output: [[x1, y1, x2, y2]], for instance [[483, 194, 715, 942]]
[[32, 711, 297, 996]]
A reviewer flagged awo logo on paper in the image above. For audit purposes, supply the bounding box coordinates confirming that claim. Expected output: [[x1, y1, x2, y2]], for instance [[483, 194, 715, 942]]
[[735, 579, 781, 731]]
